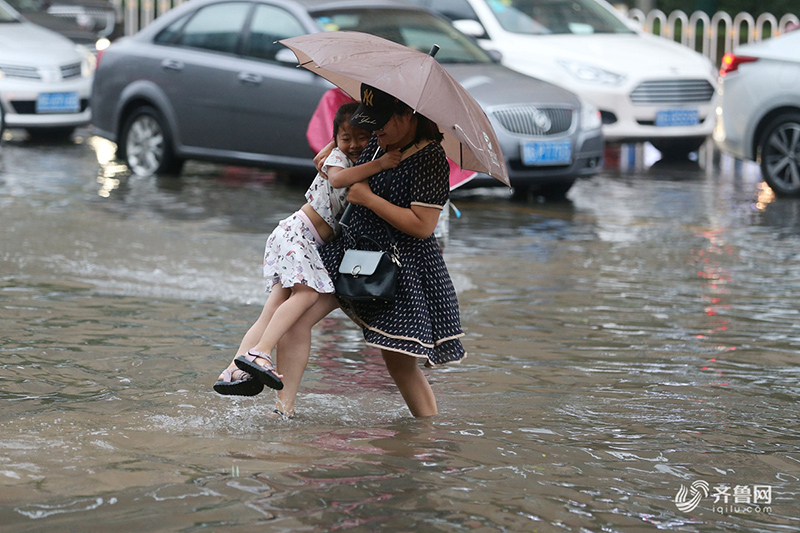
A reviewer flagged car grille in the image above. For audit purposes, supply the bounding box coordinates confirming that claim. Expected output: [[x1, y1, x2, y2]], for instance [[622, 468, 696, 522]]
[[61, 62, 82, 80], [630, 79, 715, 104], [491, 105, 574, 136], [0, 64, 40, 80]]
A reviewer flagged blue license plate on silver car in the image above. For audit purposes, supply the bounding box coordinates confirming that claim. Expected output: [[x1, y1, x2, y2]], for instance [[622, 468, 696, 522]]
[[522, 140, 572, 166], [36, 92, 80, 113], [655, 109, 699, 127]]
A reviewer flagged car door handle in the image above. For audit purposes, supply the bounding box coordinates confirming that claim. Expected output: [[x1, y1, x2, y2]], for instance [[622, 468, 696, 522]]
[[161, 59, 184, 71], [238, 72, 262, 85]]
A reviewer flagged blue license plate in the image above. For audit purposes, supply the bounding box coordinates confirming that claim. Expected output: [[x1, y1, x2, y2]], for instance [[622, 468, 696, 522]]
[[36, 92, 80, 113], [655, 109, 699, 127], [522, 140, 572, 166]]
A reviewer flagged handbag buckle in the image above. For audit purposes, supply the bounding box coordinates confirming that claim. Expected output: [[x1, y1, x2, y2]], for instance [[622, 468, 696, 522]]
[[351, 264, 362, 277]]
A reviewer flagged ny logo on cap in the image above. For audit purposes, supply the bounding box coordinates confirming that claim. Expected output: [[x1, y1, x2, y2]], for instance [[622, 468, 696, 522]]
[[363, 88, 374, 107]]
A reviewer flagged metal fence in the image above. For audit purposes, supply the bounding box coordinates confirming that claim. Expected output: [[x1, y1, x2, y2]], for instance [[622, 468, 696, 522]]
[[115, 0, 799, 66], [625, 8, 800, 65]]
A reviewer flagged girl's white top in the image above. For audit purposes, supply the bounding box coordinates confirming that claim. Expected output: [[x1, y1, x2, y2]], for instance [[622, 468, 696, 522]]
[[304, 147, 352, 238]]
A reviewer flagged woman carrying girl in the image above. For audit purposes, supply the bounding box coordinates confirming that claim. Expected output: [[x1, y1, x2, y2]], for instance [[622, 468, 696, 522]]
[[270, 84, 466, 418], [213, 102, 401, 404]]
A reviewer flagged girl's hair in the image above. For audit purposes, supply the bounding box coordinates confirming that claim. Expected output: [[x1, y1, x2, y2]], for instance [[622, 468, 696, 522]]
[[332, 102, 361, 139], [391, 101, 444, 144]]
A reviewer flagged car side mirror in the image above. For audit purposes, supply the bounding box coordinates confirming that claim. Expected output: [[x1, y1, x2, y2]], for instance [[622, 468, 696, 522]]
[[486, 49, 503, 62], [275, 48, 298, 64], [452, 19, 486, 39]]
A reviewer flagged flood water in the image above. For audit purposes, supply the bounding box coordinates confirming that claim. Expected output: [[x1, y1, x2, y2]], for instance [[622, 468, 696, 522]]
[[1, 132, 798, 531]]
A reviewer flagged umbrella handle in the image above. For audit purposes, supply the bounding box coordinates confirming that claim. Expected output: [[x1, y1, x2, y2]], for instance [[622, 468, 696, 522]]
[[339, 203, 354, 229], [428, 44, 440, 57], [340, 147, 383, 230]]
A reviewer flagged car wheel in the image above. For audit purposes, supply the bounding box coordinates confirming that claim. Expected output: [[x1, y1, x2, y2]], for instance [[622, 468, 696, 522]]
[[651, 137, 707, 159], [121, 106, 183, 176], [758, 112, 800, 197]]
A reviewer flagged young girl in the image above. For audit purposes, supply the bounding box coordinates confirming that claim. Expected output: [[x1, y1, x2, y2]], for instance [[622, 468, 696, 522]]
[[214, 103, 401, 400]]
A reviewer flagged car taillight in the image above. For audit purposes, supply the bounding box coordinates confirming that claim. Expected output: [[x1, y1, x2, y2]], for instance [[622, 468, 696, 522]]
[[719, 53, 758, 77]]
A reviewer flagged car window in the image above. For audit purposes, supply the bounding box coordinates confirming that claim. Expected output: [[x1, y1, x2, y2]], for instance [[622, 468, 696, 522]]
[[311, 8, 492, 64], [172, 2, 251, 54], [428, 0, 480, 23], [243, 4, 305, 61], [485, 0, 633, 35], [0, 2, 20, 21], [154, 15, 189, 44]]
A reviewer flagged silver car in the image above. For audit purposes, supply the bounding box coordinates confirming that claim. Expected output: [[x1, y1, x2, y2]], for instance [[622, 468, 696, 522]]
[[713, 30, 800, 197], [0, 0, 94, 138], [91, 0, 604, 197]]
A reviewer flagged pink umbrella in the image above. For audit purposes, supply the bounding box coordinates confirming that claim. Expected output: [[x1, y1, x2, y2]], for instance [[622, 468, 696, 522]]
[[280, 31, 510, 187]]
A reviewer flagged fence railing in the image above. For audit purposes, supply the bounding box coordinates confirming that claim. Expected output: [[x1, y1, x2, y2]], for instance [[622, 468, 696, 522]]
[[115, 0, 798, 66], [625, 8, 799, 65]]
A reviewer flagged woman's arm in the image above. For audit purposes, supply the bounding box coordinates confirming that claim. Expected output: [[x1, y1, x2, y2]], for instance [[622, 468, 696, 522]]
[[328, 150, 401, 189], [346, 181, 441, 239]]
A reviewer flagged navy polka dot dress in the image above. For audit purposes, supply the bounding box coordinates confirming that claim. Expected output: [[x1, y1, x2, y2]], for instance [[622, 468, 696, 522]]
[[319, 136, 466, 366]]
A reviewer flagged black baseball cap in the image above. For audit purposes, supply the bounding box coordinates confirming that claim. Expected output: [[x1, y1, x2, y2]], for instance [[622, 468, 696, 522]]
[[349, 84, 398, 131]]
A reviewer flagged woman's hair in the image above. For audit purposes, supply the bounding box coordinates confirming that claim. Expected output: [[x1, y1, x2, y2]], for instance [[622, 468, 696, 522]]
[[332, 102, 361, 139], [392, 101, 444, 144]]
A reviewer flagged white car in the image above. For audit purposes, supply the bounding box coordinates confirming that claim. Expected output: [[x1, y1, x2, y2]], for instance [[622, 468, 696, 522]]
[[713, 31, 800, 197], [408, 0, 718, 157], [0, 0, 94, 138]]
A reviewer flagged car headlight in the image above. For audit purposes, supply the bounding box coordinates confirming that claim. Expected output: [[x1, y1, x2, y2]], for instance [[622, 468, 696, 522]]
[[558, 60, 625, 85], [580, 100, 602, 131], [75, 44, 97, 77]]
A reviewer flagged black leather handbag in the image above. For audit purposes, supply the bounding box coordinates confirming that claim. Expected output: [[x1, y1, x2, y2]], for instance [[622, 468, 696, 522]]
[[335, 234, 400, 303]]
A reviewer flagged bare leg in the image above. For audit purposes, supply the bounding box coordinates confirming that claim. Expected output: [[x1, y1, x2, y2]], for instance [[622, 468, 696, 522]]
[[251, 284, 320, 356], [381, 349, 438, 417], [272, 293, 338, 417], [217, 285, 289, 381]]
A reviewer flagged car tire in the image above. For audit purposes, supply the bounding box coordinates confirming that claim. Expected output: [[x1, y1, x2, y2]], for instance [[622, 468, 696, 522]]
[[120, 106, 184, 176], [651, 137, 707, 159], [758, 112, 800, 197]]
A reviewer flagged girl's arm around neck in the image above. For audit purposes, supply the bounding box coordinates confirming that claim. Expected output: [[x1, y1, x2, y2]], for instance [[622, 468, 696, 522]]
[[328, 150, 401, 189]]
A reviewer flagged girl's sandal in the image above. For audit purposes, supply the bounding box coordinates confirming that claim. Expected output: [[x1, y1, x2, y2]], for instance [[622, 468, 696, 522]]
[[213, 367, 264, 396], [234, 351, 284, 390], [268, 408, 294, 420]]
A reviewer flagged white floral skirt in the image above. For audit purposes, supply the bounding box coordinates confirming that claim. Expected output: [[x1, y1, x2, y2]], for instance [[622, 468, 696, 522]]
[[263, 212, 335, 293]]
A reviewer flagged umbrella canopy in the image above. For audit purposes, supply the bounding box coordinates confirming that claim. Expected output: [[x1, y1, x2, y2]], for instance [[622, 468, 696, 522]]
[[280, 31, 509, 187]]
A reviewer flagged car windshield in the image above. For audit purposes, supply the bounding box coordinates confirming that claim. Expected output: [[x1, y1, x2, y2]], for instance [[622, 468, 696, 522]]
[[311, 8, 494, 64], [5, 0, 45, 12], [485, 0, 634, 35]]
